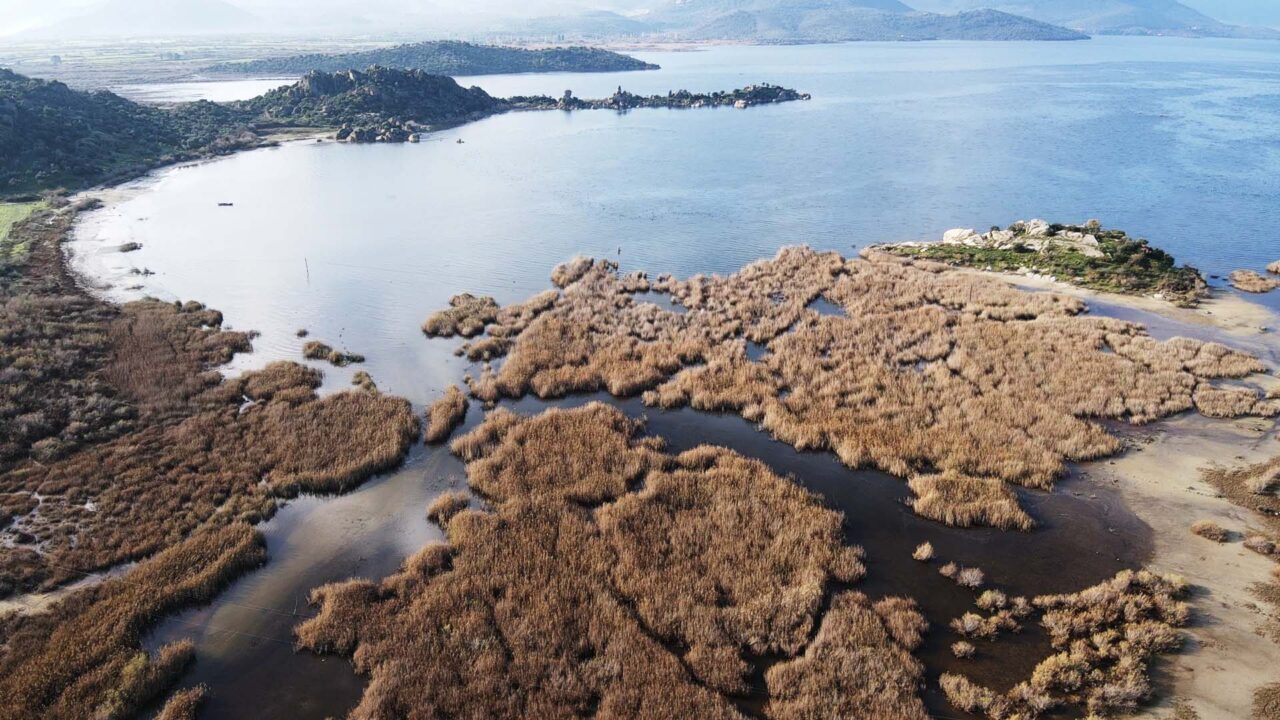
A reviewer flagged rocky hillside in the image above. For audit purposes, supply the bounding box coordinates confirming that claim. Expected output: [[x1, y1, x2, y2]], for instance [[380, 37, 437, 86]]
[[205, 41, 658, 77], [0, 69, 255, 195], [237, 67, 501, 128], [0, 66, 497, 195]]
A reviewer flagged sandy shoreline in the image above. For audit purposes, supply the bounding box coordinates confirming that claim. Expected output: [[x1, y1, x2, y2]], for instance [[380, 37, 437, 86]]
[[974, 267, 1280, 719]]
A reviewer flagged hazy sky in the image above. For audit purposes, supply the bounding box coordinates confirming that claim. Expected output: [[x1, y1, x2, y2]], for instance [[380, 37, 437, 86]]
[[0, 0, 1277, 36]]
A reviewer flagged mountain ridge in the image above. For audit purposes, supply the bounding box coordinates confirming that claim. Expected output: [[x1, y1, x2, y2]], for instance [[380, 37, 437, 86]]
[[646, 0, 1089, 41], [907, 0, 1280, 38]]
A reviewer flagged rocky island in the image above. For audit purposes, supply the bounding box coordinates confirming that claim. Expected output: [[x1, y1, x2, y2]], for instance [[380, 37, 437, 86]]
[[877, 219, 1208, 306]]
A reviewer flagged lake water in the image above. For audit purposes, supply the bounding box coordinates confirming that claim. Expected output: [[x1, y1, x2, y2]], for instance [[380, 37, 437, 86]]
[[68, 36, 1280, 719]]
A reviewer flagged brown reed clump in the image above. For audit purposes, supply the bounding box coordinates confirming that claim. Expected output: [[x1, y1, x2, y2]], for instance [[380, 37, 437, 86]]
[[297, 403, 916, 718], [156, 685, 207, 720], [952, 640, 977, 658], [941, 569, 1190, 719], [1193, 385, 1280, 419], [92, 639, 195, 719], [912, 542, 935, 562], [1202, 457, 1280, 535], [551, 256, 594, 287], [425, 246, 1271, 530], [1243, 535, 1276, 556], [423, 384, 468, 443], [1190, 519, 1230, 543], [908, 472, 1034, 531], [949, 610, 1019, 640], [420, 293, 499, 337], [426, 490, 469, 525], [1257, 683, 1280, 720], [1229, 270, 1280, 294], [763, 592, 928, 719], [302, 340, 364, 366], [0, 524, 265, 720]]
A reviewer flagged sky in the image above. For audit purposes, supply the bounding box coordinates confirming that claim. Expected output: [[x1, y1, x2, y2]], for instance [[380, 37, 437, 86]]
[[0, 0, 1277, 37]]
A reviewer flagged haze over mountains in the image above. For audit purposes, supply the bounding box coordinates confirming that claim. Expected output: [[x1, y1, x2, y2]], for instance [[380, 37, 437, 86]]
[[907, 0, 1280, 37], [4, 0, 1278, 40], [644, 0, 1087, 40]]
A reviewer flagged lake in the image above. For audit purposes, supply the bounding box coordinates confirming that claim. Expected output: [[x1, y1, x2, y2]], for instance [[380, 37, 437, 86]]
[[69, 36, 1280, 719]]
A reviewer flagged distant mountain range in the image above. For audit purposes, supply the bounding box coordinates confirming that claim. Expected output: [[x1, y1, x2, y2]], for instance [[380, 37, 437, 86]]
[[9, 0, 1278, 42], [643, 0, 1089, 40], [907, 0, 1280, 38], [204, 41, 659, 77]]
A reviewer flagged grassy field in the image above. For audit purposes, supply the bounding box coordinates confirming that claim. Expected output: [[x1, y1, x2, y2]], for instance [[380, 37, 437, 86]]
[[0, 202, 41, 267]]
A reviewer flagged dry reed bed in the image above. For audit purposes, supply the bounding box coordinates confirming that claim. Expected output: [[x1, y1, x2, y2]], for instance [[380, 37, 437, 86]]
[[426, 247, 1273, 529], [299, 403, 929, 718], [0, 361, 418, 594], [421, 292, 499, 337], [1, 205, 136, 467], [1229, 270, 1280, 294], [1203, 453, 1280, 717], [941, 569, 1190, 719], [0, 198, 424, 716], [156, 685, 207, 720], [0, 524, 264, 720], [302, 340, 364, 366], [423, 384, 468, 443]]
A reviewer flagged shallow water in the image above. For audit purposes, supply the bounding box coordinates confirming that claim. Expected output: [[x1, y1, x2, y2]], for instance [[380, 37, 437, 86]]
[[65, 36, 1280, 719]]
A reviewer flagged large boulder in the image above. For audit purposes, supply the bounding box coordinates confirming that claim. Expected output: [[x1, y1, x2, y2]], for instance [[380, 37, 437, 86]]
[[942, 228, 980, 245]]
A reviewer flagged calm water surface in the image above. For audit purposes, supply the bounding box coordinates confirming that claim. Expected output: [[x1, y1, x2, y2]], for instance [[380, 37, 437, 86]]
[[68, 37, 1280, 719]]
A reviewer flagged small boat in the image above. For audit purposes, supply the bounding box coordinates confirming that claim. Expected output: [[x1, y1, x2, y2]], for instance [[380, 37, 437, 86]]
[[217, 202, 234, 207], [456, 138, 465, 144]]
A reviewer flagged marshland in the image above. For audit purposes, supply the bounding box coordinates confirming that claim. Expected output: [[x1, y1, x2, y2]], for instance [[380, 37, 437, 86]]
[[5, 38, 1280, 720]]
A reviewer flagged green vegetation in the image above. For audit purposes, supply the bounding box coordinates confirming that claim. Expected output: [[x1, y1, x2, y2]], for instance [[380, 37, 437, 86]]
[[0, 202, 40, 264], [205, 41, 658, 76], [880, 222, 1208, 306], [0, 66, 491, 196], [0, 68, 259, 196]]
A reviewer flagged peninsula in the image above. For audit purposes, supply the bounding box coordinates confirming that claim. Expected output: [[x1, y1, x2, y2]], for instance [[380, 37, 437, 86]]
[[877, 219, 1208, 306], [0, 66, 807, 195]]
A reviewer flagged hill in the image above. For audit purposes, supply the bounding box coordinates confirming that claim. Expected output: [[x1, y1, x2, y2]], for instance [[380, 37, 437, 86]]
[[907, 0, 1280, 38], [236, 67, 500, 128], [0, 69, 255, 194], [24, 0, 258, 38], [205, 41, 659, 77], [648, 0, 1089, 41]]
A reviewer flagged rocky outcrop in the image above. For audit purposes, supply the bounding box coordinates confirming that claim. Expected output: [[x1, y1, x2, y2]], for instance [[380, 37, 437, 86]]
[[937, 219, 1105, 258], [878, 220, 1208, 307]]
